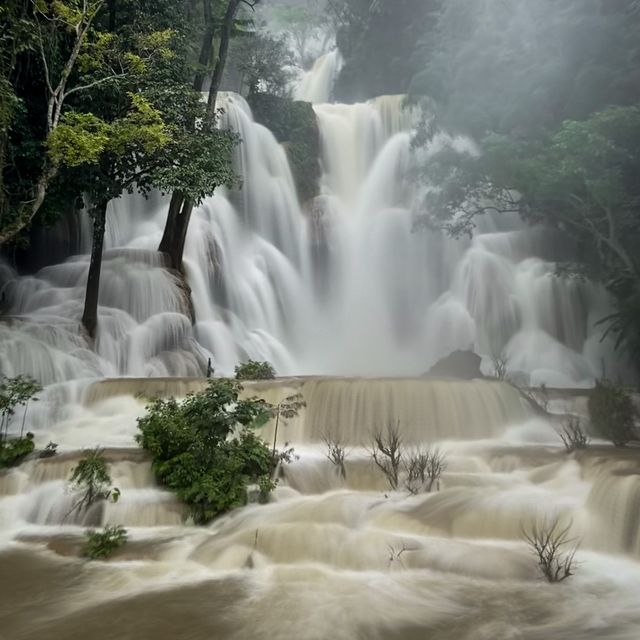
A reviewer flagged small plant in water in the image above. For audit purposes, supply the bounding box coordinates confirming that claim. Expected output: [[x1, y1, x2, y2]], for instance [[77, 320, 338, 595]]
[[370, 422, 403, 490], [404, 447, 447, 494], [83, 524, 128, 560], [558, 416, 590, 453], [323, 432, 348, 480], [522, 517, 579, 583], [39, 441, 58, 458], [68, 448, 120, 515]]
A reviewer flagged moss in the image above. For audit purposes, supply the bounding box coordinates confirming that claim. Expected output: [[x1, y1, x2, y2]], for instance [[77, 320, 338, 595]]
[[248, 93, 320, 205]]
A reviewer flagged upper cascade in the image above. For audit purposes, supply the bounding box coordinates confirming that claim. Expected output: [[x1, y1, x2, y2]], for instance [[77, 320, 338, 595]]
[[0, 53, 629, 394]]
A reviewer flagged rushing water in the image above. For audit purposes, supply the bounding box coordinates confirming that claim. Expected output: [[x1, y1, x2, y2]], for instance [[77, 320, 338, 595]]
[[2, 378, 640, 639], [2, 51, 640, 640]]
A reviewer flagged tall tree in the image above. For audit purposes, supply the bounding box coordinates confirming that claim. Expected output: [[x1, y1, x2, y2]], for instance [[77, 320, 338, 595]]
[[158, 0, 259, 272]]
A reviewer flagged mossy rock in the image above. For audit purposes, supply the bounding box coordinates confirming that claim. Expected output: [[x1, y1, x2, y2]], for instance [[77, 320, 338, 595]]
[[248, 93, 320, 205]]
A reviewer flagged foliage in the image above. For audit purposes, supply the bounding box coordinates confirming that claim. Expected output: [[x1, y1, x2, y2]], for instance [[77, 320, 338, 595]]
[[69, 447, 120, 513], [136, 379, 276, 524], [249, 92, 320, 203], [588, 379, 637, 447], [523, 517, 578, 583], [0, 432, 35, 468], [83, 524, 128, 560], [235, 360, 276, 381]]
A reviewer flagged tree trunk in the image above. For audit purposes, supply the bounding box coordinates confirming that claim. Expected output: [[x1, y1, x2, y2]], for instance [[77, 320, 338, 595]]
[[81, 200, 108, 339], [158, 193, 194, 272]]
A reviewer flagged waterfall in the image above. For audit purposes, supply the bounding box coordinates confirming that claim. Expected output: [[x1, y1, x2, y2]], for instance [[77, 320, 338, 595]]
[[0, 74, 625, 388]]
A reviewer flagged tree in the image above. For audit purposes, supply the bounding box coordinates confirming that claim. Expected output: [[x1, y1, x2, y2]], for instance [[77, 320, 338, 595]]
[[235, 31, 294, 98], [158, 0, 260, 272], [330, 0, 441, 102], [269, 3, 327, 66], [0, 374, 40, 443]]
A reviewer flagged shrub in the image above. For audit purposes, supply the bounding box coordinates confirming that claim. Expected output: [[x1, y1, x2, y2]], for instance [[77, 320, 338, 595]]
[[136, 379, 276, 524], [234, 360, 276, 381], [323, 432, 348, 480], [370, 422, 403, 490], [523, 518, 578, 583], [404, 447, 447, 494], [588, 379, 637, 446], [558, 416, 590, 453], [0, 432, 35, 468], [83, 524, 128, 560]]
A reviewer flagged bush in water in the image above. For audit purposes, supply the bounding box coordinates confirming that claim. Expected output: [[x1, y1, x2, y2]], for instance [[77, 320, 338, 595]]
[[523, 518, 578, 583], [588, 378, 637, 447], [83, 524, 128, 560], [234, 360, 276, 381], [0, 432, 35, 468], [136, 379, 276, 524]]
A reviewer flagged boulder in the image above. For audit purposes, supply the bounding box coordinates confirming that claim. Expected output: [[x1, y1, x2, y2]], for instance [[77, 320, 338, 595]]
[[424, 350, 483, 380]]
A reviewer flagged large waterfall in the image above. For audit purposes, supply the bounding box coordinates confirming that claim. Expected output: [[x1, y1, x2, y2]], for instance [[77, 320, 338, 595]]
[[0, 53, 626, 388]]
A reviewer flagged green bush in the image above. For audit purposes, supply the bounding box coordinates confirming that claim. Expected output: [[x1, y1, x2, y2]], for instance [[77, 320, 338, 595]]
[[0, 433, 35, 468], [588, 379, 637, 446], [234, 360, 276, 381], [136, 379, 276, 524], [83, 524, 128, 560]]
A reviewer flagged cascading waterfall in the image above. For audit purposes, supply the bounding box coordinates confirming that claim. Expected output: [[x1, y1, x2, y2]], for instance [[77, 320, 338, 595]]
[[0, 60, 626, 387]]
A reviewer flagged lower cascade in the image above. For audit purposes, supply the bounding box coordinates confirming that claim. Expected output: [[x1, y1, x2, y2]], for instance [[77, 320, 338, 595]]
[[3, 379, 640, 639]]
